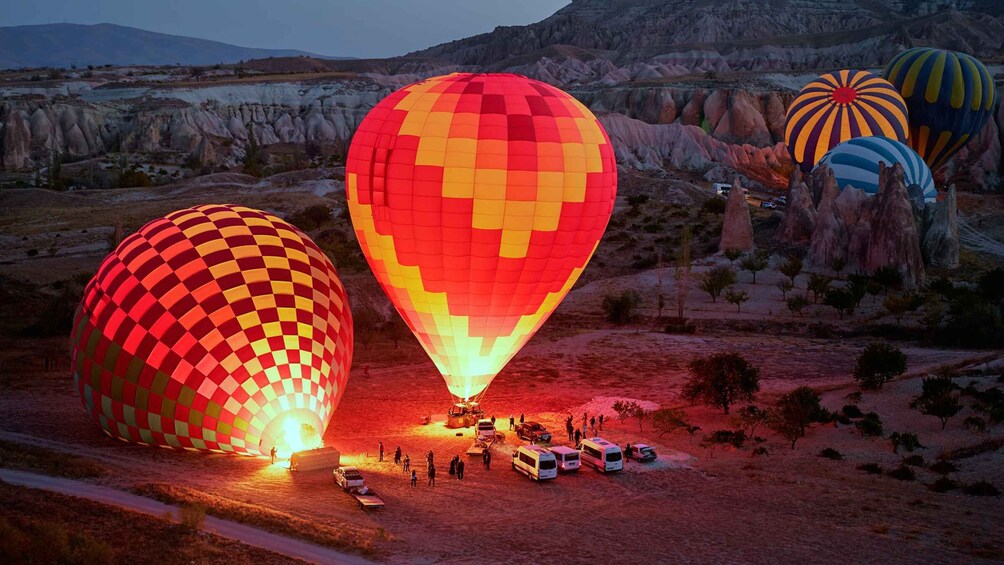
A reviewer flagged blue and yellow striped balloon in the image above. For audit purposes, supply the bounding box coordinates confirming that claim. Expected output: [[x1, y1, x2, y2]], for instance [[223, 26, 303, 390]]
[[785, 70, 910, 174], [883, 48, 996, 172], [816, 136, 936, 203]]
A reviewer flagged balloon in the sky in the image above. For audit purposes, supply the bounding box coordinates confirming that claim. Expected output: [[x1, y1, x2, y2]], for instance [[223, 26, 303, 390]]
[[882, 47, 997, 172], [785, 70, 910, 173], [816, 136, 936, 203], [70, 205, 353, 456], [346, 73, 617, 402]]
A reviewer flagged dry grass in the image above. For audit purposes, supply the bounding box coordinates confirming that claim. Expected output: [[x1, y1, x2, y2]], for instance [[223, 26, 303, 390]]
[[133, 483, 379, 556], [0, 481, 299, 565], [0, 439, 105, 479]]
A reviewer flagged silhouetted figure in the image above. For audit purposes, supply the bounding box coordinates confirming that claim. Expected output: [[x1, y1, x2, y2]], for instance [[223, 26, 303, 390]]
[[270, 446, 277, 464], [574, 429, 581, 444], [411, 470, 417, 487], [625, 443, 634, 461], [379, 441, 384, 462], [457, 459, 465, 480], [449, 456, 457, 476], [403, 455, 410, 473], [509, 415, 515, 430], [483, 449, 491, 470], [599, 414, 604, 431], [428, 465, 436, 486], [519, 414, 524, 425], [394, 446, 402, 465], [491, 415, 496, 426]]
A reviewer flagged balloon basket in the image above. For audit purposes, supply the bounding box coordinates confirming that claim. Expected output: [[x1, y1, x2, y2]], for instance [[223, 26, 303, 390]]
[[445, 401, 483, 429]]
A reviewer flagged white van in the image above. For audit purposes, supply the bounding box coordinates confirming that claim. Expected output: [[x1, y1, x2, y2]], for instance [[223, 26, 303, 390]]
[[476, 419, 496, 440], [512, 445, 558, 481], [547, 446, 581, 472], [579, 438, 623, 472]]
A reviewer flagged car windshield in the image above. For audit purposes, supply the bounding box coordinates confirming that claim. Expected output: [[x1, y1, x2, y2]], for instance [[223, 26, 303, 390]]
[[539, 459, 556, 470], [344, 472, 363, 479], [606, 451, 623, 462]]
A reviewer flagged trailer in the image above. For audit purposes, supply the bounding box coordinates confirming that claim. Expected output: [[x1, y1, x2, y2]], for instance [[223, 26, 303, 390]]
[[289, 446, 340, 472], [348, 486, 385, 509]]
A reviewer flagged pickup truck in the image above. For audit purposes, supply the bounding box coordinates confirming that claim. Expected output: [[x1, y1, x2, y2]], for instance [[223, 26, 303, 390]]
[[633, 444, 657, 463], [516, 421, 552, 443], [333, 466, 366, 491]]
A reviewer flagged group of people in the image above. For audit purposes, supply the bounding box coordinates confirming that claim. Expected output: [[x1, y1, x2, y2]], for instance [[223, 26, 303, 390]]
[[565, 412, 603, 445], [379, 440, 494, 488], [508, 413, 525, 430]]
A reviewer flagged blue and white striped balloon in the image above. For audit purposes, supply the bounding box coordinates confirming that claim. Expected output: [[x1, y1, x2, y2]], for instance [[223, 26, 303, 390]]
[[815, 136, 936, 203]]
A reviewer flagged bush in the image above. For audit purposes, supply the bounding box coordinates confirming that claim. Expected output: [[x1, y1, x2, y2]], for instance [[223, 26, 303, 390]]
[[873, 265, 904, 290], [963, 416, 987, 433], [682, 352, 760, 414], [818, 447, 842, 460], [902, 454, 925, 467], [769, 386, 823, 449], [887, 465, 916, 481], [698, 265, 737, 303], [856, 412, 883, 437], [652, 407, 690, 437], [911, 376, 962, 430], [842, 404, 863, 418], [962, 481, 1001, 497], [929, 460, 958, 475], [930, 477, 959, 493], [738, 250, 770, 283], [889, 432, 924, 454], [179, 503, 206, 529], [857, 462, 883, 474], [602, 290, 642, 324], [853, 342, 907, 390]]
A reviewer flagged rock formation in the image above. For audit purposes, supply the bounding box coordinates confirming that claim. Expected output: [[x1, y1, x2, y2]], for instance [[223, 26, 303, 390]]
[[863, 163, 926, 288], [920, 184, 960, 268], [719, 179, 754, 252], [775, 178, 816, 244]]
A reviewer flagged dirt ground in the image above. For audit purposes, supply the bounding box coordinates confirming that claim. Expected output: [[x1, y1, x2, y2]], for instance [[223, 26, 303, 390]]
[[1, 174, 1003, 563]]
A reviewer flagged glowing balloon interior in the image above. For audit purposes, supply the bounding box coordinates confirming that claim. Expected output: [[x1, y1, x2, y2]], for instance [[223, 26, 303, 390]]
[[346, 73, 617, 402], [70, 205, 353, 456], [785, 70, 910, 173], [883, 47, 997, 172]]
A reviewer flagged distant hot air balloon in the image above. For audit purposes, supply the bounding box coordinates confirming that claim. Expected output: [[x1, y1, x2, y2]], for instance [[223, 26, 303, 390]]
[[882, 47, 997, 172], [70, 205, 353, 456], [346, 73, 617, 403], [816, 136, 936, 203], [785, 70, 910, 173]]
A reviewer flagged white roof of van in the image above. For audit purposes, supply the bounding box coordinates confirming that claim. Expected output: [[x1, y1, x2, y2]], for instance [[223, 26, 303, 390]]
[[588, 437, 613, 446], [548, 446, 577, 454]]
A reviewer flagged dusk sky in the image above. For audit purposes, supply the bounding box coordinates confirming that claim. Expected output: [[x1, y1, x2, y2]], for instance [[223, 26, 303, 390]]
[[0, 0, 571, 58]]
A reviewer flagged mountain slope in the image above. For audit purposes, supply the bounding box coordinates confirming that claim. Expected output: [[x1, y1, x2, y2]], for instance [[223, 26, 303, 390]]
[[0, 23, 347, 69]]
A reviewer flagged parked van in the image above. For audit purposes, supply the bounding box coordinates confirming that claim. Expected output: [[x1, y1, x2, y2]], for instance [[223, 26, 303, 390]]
[[579, 438, 623, 472], [476, 419, 496, 440], [548, 446, 581, 472], [712, 182, 732, 196], [512, 445, 558, 481]]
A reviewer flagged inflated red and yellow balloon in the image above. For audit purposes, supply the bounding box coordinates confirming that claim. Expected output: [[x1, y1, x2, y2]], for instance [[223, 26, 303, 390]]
[[346, 73, 617, 401], [70, 205, 353, 456]]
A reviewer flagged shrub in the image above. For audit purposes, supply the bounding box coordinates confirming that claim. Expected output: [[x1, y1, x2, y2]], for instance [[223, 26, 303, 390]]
[[911, 376, 962, 430], [732, 405, 770, 438], [652, 407, 691, 437], [779, 255, 803, 285], [856, 412, 883, 437], [807, 273, 833, 303], [842, 404, 863, 418], [962, 481, 1001, 497], [930, 477, 959, 493], [786, 294, 810, 317], [769, 386, 823, 449], [698, 265, 737, 303], [887, 465, 916, 481], [819, 447, 842, 460], [873, 265, 904, 290], [823, 287, 857, 319], [889, 432, 924, 454], [857, 462, 883, 474], [723, 248, 743, 264], [602, 290, 642, 324], [963, 416, 987, 433], [902, 454, 925, 467], [725, 289, 750, 312], [738, 250, 770, 283], [682, 352, 761, 414], [179, 503, 207, 529], [853, 342, 907, 390], [929, 460, 958, 475]]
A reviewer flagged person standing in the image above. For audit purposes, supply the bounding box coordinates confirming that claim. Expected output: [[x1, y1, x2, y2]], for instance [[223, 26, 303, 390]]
[[394, 446, 402, 465], [491, 415, 496, 426], [509, 415, 515, 430], [625, 443, 633, 462], [574, 429, 581, 445], [519, 414, 525, 426], [403, 454, 410, 473], [483, 449, 491, 470], [582, 412, 587, 430], [270, 446, 277, 464], [457, 459, 465, 480], [411, 470, 417, 487], [590, 416, 596, 434], [428, 464, 436, 486], [427, 450, 434, 468], [599, 414, 604, 431], [378, 441, 384, 462], [449, 455, 457, 476], [566, 421, 573, 442]]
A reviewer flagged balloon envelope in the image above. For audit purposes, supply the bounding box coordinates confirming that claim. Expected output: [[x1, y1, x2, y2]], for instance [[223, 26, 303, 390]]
[[785, 70, 910, 173], [70, 205, 353, 455], [883, 47, 996, 171], [816, 136, 936, 203], [346, 73, 617, 401]]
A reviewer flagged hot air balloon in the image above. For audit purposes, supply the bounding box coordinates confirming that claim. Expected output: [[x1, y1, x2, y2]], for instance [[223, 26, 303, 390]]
[[882, 47, 996, 172], [785, 70, 910, 173], [70, 205, 353, 456], [816, 136, 936, 203], [346, 73, 617, 405]]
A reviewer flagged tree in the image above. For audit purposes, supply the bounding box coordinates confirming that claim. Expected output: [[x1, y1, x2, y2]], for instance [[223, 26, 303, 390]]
[[873, 265, 903, 291], [830, 257, 847, 274], [674, 225, 692, 319], [920, 294, 945, 336], [698, 265, 737, 303], [739, 250, 770, 283], [770, 386, 822, 449], [652, 408, 691, 437], [630, 403, 647, 432], [732, 405, 770, 438], [725, 289, 750, 312], [383, 314, 411, 348], [807, 274, 833, 304], [786, 294, 809, 317], [883, 293, 914, 325], [823, 287, 857, 319], [911, 376, 962, 430], [682, 352, 761, 414], [189, 66, 205, 79], [723, 248, 743, 265], [613, 400, 640, 424], [779, 255, 803, 285], [352, 306, 382, 350], [777, 279, 793, 300], [602, 290, 642, 324], [853, 342, 907, 390]]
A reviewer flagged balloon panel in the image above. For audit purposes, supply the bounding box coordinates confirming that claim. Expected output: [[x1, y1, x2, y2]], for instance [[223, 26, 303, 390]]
[[785, 70, 910, 173], [883, 47, 996, 171], [816, 136, 936, 202], [346, 73, 617, 401], [70, 205, 353, 455]]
